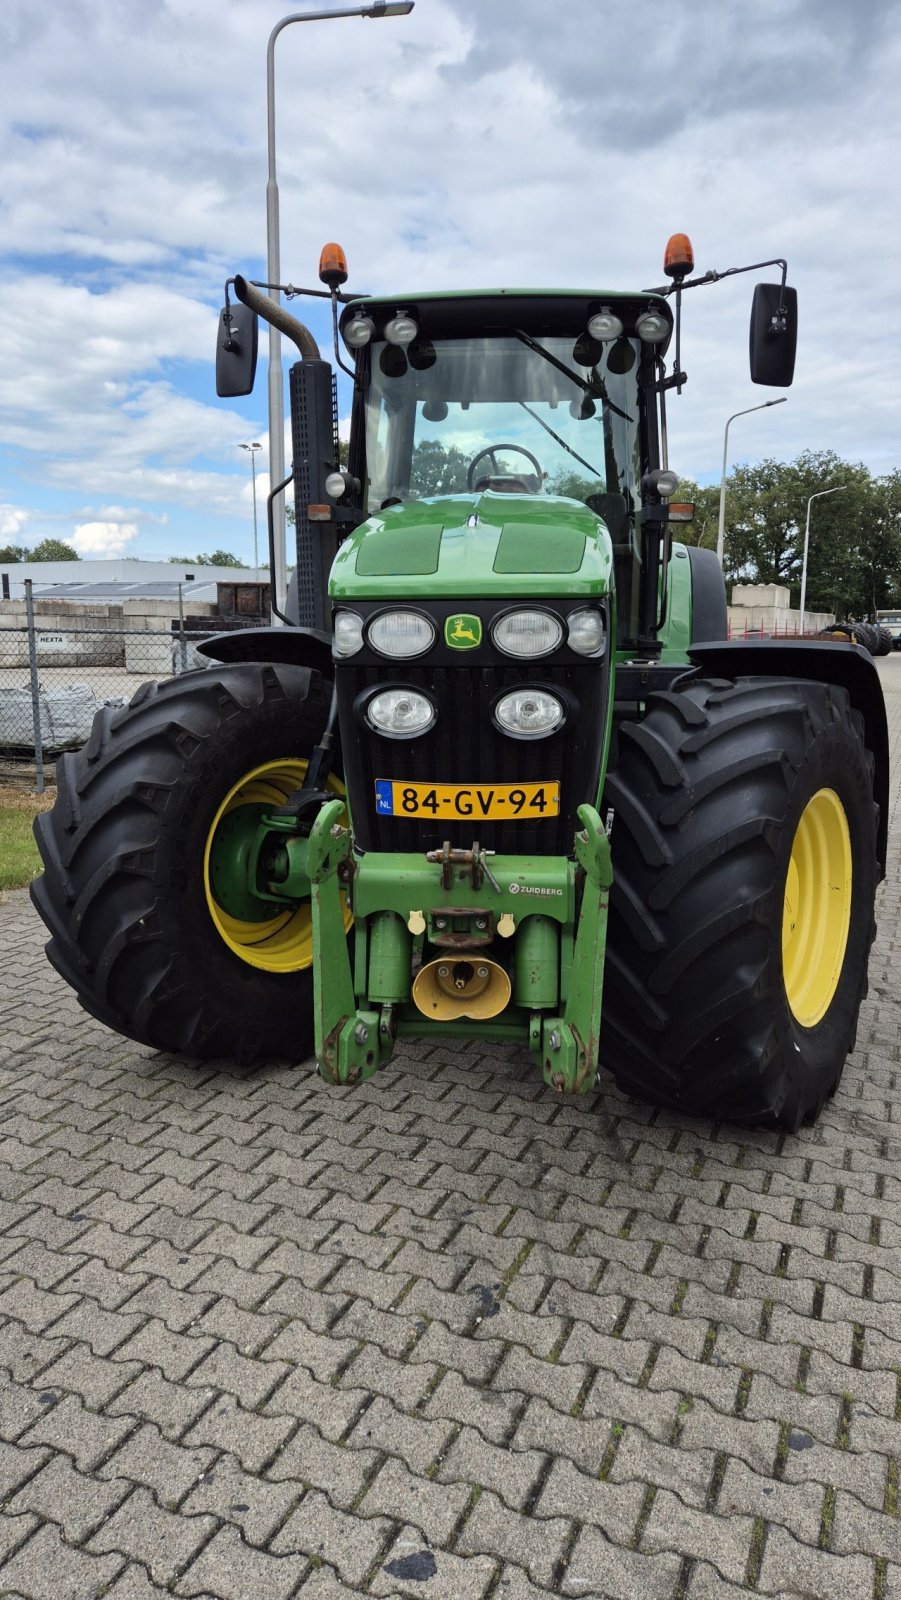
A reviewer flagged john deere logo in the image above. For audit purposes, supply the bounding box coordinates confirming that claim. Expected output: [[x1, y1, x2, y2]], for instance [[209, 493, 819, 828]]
[[445, 614, 482, 649]]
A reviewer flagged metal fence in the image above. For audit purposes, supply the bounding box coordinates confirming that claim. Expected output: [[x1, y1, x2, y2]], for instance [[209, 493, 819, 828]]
[[0, 581, 220, 791]]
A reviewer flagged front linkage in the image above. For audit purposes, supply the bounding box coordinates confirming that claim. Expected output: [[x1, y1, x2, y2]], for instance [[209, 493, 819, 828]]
[[305, 797, 613, 1094]]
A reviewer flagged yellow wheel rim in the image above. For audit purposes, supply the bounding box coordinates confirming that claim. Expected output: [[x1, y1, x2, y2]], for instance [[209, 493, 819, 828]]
[[203, 758, 352, 974], [782, 787, 852, 1027]]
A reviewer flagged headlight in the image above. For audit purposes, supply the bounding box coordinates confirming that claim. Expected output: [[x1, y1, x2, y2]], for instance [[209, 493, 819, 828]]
[[368, 610, 436, 658], [494, 688, 565, 739], [567, 608, 606, 656], [333, 610, 364, 656], [492, 609, 563, 659], [366, 688, 436, 738]]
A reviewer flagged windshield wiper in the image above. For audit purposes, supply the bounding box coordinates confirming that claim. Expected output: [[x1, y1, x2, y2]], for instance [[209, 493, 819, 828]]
[[512, 328, 633, 424], [517, 401, 603, 481]]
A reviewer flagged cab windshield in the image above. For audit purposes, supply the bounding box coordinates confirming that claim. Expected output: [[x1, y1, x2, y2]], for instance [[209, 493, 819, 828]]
[[362, 332, 642, 524]]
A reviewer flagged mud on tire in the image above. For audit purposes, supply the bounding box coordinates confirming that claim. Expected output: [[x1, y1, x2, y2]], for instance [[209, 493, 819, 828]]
[[31, 661, 331, 1063], [602, 675, 878, 1129]]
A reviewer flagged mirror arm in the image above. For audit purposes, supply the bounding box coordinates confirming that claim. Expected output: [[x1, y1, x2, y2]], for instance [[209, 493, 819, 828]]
[[267, 471, 297, 626], [646, 256, 789, 315], [330, 291, 357, 380], [250, 279, 358, 304]]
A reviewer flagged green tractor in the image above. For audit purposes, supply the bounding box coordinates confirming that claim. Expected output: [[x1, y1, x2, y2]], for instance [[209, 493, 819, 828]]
[[32, 235, 888, 1129]]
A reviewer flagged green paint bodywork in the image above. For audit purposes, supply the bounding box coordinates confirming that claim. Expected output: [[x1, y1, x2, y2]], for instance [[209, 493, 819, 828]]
[[658, 544, 694, 662], [206, 804, 312, 920], [330, 492, 614, 601], [305, 794, 613, 1094], [344, 286, 672, 313]]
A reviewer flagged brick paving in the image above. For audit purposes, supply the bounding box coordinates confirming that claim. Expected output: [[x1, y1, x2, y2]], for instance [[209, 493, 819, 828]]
[[0, 656, 899, 1600]]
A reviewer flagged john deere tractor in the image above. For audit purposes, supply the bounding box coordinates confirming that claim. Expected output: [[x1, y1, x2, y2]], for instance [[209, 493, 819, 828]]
[[32, 235, 889, 1129]]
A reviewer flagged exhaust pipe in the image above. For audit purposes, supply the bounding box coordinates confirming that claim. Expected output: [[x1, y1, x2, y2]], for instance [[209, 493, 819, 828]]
[[412, 957, 511, 1022], [233, 275, 321, 362]]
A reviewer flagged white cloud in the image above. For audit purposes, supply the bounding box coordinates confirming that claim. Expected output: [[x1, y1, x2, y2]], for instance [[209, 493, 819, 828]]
[[72, 520, 140, 556], [0, 0, 898, 559], [0, 504, 29, 540]]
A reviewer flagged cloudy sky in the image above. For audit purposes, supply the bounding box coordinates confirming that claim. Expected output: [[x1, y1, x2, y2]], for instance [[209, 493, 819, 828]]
[[0, 0, 898, 563]]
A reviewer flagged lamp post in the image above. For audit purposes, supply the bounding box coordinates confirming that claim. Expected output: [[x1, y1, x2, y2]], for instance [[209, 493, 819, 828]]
[[716, 397, 787, 568], [799, 485, 846, 630], [239, 442, 263, 577], [265, 0, 415, 621]]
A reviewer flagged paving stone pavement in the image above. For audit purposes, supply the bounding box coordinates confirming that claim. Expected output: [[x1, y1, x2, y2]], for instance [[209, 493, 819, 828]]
[[0, 657, 899, 1600]]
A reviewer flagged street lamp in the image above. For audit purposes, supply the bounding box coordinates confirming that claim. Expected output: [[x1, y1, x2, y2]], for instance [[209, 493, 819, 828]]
[[265, 0, 415, 620], [239, 442, 263, 577], [799, 485, 846, 629], [716, 397, 787, 567]]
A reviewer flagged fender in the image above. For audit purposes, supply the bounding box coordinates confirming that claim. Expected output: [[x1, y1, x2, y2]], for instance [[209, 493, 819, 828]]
[[688, 639, 889, 878], [196, 626, 333, 678]]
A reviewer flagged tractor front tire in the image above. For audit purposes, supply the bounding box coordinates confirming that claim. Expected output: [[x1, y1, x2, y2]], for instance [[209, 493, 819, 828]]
[[602, 676, 878, 1129], [32, 661, 338, 1064]]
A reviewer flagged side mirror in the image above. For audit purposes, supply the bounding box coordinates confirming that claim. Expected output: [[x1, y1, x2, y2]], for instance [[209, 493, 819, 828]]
[[216, 301, 258, 397], [749, 283, 798, 387]]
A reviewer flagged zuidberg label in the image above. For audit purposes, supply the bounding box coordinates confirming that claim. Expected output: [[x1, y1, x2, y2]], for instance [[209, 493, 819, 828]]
[[508, 883, 564, 897]]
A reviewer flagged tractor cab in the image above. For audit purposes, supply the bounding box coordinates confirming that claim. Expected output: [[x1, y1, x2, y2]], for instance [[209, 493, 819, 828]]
[[338, 290, 673, 653]]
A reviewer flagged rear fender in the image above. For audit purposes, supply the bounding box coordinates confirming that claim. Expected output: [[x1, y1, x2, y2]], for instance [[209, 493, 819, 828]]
[[688, 640, 889, 878]]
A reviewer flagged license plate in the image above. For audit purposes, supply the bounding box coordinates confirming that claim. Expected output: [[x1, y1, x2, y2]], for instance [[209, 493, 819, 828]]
[[375, 779, 560, 820]]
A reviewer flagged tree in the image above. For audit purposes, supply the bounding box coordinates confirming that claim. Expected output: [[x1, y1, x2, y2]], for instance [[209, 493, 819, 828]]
[[27, 538, 81, 561], [168, 551, 244, 567], [547, 470, 605, 502], [0, 545, 28, 563], [847, 470, 901, 617], [409, 439, 469, 497], [671, 480, 722, 551]]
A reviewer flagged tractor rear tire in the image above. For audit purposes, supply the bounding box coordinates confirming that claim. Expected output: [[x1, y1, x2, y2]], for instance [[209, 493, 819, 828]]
[[602, 675, 878, 1129], [31, 661, 336, 1064]]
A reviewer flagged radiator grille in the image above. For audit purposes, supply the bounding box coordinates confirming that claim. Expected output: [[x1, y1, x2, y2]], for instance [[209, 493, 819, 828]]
[[338, 657, 607, 855]]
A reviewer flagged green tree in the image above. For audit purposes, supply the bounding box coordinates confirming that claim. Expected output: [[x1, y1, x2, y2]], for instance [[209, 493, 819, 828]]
[[547, 470, 605, 502], [168, 551, 243, 566], [0, 544, 28, 563], [410, 440, 469, 497], [28, 538, 80, 561], [671, 480, 722, 551], [849, 470, 901, 616], [720, 450, 869, 609]]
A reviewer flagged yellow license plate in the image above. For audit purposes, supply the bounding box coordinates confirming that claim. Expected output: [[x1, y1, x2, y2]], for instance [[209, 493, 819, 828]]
[[375, 779, 560, 821]]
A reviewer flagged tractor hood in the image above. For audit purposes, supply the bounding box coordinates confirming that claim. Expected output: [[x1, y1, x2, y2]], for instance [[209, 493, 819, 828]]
[[329, 492, 613, 602]]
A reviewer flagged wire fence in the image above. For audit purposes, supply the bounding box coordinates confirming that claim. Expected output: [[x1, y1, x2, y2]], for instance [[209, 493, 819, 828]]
[[0, 581, 231, 792]]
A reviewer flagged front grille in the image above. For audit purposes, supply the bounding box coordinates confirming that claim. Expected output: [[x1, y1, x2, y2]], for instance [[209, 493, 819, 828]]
[[338, 653, 608, 856]]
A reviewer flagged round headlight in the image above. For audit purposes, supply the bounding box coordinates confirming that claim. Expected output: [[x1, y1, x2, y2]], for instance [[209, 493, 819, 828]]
[[492, 609, 563, 659], [588, 310, 623, 341], [635, 310, 670, 344], [325, 470, 347, 499], [384, 312, 419, 347], [494, 689, 564, 739], [334, 610, 364, 656], [368, 610, 436, 659], [343, 312, 375, 349], [366, 688, 435, 738], [567, 608, 606, 656]]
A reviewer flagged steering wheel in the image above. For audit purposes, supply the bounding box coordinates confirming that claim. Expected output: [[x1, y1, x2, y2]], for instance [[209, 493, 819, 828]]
[[467, 443, 543, 493]]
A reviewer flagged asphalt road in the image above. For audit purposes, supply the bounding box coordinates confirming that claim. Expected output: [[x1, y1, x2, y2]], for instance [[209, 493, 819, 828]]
[[0, 656, 899, 1600]]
